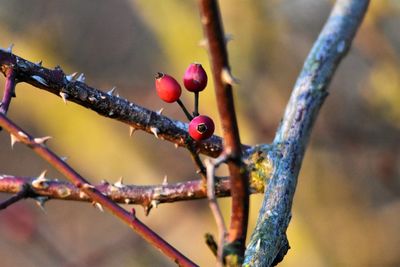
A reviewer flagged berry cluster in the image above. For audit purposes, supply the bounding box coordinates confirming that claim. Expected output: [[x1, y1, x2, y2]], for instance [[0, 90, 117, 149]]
[[155, 63, 215, 141]]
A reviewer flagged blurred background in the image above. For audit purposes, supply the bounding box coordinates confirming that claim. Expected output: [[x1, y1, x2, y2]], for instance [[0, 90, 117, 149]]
[[0, 0, 399, 266]]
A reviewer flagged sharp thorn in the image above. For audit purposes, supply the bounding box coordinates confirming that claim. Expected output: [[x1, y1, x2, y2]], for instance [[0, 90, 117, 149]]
[[151, 199, 160, 209], [61, 156, 68, 161], [32, 170, 49, 189], [129, 126, 136, 137], [162, 175, 168, 186], [114, 177, 126, 188], [35, 196, 48, 213], [225, 33, 234, 43], [76, 73, 85, 83], [10, 134, 19, 148], [107, 86, 116, 96], [36, 60, 43, 66], [198, 38, 208, 48], [59, 92, 68, 104], [150, 127, 159, 139], [34, 136, 52, 145], [66, 72, 78, 82], [6, 43, 14, 53], [93, 202, 104, 212], [31, 75, 49, 86], [221, 68, 239, 86], [156, 108, 164, 115]]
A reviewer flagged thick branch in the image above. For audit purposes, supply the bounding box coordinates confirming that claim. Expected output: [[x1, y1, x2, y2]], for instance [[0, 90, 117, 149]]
[[0, 174, 262, 206], [0, 113, 197, 267], [198, 0, 249, 262], [0, 50, 240, 158], [244, 0, 370, 266]]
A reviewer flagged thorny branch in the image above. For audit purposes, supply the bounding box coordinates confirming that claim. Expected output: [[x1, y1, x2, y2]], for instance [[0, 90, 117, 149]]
[[0, 174, 262, 207], [0, 49, 252, 158], [198, 0, 249, 264], [0, 113, 197, 267], [244, 0, 370, 266], [0, 183, 33, 210]]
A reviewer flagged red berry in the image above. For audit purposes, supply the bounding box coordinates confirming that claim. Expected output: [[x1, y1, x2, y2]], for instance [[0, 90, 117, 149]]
[[189, 115, 215, 141], [155, 72, 182, 103], [183, 63, 208, 92]]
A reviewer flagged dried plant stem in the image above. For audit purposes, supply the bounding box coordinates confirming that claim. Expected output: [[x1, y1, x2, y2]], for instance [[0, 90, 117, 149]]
[[0, 50, 246, 157], [198, 0, 249, 262], [0, 183, 32, 210], [0, 67, 16, 116], [205, 156, 228, 267], [0, 113, 197, 267], [0, 174, 265, 206]]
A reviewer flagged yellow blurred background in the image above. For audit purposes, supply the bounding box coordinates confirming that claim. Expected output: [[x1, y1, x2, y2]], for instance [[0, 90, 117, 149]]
[[0, 1, 399, 266]]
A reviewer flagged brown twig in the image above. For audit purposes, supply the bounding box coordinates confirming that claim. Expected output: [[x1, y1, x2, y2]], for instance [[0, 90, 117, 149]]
[[0, 183, 32, 210], [205, 156, 229, 266], [198, 0, 249, 263], [0, 174, 264, 206], [0, 66, 16, 115], [0, 113, 197, 267], [0, 50, 246, 158]]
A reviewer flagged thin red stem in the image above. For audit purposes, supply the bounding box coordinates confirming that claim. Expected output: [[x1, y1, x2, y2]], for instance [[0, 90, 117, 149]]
[[0, 67, 16, 115], [198, 0, 249, 261], [0, 113, 197, 267]]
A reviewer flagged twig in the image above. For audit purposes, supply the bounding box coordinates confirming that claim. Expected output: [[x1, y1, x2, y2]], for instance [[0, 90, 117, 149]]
[[198, 0, 249, 263], [0, 174, 265, 206], [0, 50, 243, 158], [205, 155, 228, 267], [244, 0, 370, 266], [0, 67, 16, 115], [0, 113, 197, 267], [0, 183, 32, 210]]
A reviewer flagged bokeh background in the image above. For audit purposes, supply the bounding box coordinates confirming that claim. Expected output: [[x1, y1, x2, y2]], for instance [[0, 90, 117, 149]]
[[0, 1, 399, 266]]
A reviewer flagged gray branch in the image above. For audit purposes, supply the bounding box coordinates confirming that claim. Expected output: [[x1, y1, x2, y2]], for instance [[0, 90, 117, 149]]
[[244, 0, 370, 266]]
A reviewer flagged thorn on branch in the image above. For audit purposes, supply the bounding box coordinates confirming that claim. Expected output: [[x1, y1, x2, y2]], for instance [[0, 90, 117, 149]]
[[10, 134, 19, 148], [76, 73, 85, 83], [107, 86, 116, 96], [31, 75, 49, 86], [34, 196, 49, 213], [33, 136, 52, 145], [129, 126, 136, 137], [0, 183, 32, 210], [150, 127, 159, 139], [59, 92, 68, 104], [65, 72, 78, 82], [6, 43, 14, 53], [31, 170, 49, 189], [221, 68, 239, 86], [92, 201, 104, 212]]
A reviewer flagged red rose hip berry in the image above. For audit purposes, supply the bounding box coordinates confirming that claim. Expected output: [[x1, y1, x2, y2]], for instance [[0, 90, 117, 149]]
[[155, 72, 182, 103], [189, 115, 215, 141], [183, 63, 208, 92]]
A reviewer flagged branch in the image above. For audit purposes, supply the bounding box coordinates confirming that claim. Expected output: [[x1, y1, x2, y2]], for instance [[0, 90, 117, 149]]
[[244, 0, 370, 266], [0, 64, 16, 115], [0, 49, 248, 158], [0, 113, 197, 267], [0, 183, 33, 210], [198, 0, 249, 263], [0, 174, 263, 206]]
